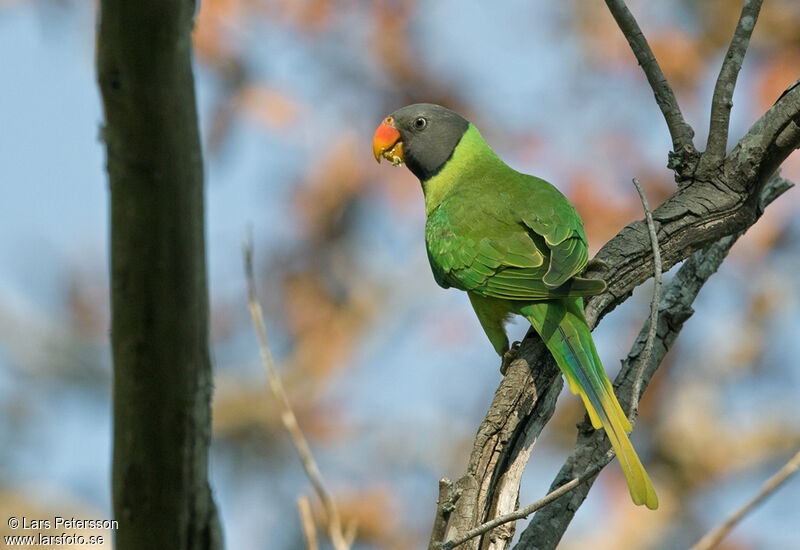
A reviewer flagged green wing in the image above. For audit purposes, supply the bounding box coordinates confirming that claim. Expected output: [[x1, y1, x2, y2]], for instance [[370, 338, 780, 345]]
[[425, 176, 604, 301], [516, 178, 591, 288]]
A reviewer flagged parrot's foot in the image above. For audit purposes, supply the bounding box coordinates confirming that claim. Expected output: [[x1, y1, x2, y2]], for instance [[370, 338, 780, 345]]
[[500, 341, 522, 375]]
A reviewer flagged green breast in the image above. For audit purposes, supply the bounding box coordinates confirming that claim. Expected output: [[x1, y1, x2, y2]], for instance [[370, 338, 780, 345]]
[[421, 124, 505, 216]]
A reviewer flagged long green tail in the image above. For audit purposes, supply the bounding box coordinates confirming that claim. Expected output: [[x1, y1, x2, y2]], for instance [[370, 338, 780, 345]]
[[519, 297, 658, 509]]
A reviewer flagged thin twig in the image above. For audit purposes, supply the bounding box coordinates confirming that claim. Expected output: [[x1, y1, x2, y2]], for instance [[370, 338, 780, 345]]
[[342, 520, 358, 548], [298, 496, 319, 550], [630, 178, 661, 418], [705, 0, 763, 161], [428, 478, 454, 550], [441, 454, 612, 550], [604, 0, 695, 153], [244, 236, 352, 550], [690, 448, 800, 550]]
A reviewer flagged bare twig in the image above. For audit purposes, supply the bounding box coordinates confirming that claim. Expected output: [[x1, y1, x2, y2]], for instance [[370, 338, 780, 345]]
[[630, 177, 661, 418], [343, 521, 358, 548], [298, 496, 319, 550], [705, 0, 763, 162], [690, 448, 800, 550], [428, 478, 455, 550], [244, 237, 353, 550], [604, 0, 695, 153], [441, 454, 612, 550]]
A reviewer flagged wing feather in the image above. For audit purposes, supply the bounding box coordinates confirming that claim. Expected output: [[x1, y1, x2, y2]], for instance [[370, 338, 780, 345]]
[[424, 173, 602, 300]]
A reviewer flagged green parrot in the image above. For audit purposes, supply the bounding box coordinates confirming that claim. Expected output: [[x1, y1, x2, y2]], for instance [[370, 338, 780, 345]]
[[372, 104, 658, 509]]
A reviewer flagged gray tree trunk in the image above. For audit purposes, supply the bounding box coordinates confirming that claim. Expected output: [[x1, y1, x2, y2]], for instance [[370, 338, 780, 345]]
[[97, 1, 223, 548]]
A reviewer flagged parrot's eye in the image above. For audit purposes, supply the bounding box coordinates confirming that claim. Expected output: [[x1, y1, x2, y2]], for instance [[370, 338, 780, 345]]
[[414, 117, 427, 130]]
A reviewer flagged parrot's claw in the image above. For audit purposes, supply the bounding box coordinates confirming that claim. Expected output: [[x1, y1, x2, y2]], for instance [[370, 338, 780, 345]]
[[500, 341, 522, 375]]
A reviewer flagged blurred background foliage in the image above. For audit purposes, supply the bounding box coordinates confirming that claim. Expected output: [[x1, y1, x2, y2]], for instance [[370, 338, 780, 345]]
[[1, 0, 799, 548]]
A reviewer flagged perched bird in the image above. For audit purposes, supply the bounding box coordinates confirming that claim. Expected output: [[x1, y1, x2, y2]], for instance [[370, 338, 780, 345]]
[[372, 104, 658, 509]]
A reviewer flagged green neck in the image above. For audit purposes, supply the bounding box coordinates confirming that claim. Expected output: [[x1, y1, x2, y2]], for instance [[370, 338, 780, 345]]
[[421, 124, 504, 216]]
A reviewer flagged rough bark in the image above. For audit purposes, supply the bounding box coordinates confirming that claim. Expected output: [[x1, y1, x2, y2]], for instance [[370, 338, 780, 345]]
[[97, 1, 223, 548], [440, 340, 563, 550]]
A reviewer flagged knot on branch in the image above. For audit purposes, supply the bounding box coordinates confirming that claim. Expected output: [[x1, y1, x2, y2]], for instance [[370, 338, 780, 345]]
[[667, 146, 700, 184]]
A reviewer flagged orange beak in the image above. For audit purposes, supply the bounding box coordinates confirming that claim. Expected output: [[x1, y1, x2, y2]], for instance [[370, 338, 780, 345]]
[[372, 116, 404, 165]]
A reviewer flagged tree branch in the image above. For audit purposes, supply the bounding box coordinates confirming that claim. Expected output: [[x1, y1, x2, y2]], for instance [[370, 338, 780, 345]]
[[430, 342, 564, 550], [704, 0, 763, 162], [441, 455, 610, 550], [604, 0, 696, 155], [584, 78, 800, 332], [428, 478, 455, 550], [727, 80, 800, 187], [244, 240, 353, 550], [629, 177, 661, 419], [515, 173, 793, 550], [690, 448, 800, 550], [298, 496, 320, 550]]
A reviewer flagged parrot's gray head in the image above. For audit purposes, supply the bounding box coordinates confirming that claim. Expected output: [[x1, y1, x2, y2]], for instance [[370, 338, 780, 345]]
[[373, 103, 469, 181]]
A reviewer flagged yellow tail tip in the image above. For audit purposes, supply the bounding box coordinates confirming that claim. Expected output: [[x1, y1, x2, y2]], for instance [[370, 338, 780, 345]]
[[631, 483, 659, 510]]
